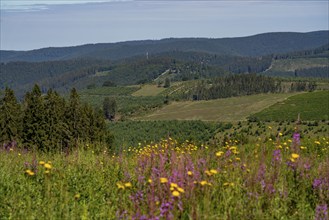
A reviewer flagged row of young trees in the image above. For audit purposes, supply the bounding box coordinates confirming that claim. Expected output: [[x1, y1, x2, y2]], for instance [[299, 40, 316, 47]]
[[185, 74, 282, 100], [0, 85, 108, 151]]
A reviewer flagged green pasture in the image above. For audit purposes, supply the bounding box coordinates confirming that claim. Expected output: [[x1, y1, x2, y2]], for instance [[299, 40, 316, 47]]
[[137, 93, 297, 121], [251, 90, 329, 121], [132, 84, 166, 96]]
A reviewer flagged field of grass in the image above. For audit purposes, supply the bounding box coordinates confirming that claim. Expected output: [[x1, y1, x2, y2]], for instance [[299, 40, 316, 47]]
[[132, 84, 166, 96], [251, 90, 329, 121], [108, 120, 231, 150], [137, 93, 297, 121], [1, 134, 328, 219]]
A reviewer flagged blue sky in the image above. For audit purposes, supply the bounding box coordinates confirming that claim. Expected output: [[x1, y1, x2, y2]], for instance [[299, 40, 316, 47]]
[[1, 0, 328, 51]]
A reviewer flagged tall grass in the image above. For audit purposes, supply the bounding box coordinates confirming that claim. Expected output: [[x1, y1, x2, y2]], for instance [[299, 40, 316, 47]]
[[0, 131, 328, 219]]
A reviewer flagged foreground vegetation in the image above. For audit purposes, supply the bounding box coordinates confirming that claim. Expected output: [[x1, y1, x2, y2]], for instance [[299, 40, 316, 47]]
[[1, 131, 328, 219]]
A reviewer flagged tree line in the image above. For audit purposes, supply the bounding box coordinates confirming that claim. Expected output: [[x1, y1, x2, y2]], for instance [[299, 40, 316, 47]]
[[0, 85, 110, 152], [182, 74, 282, 100]]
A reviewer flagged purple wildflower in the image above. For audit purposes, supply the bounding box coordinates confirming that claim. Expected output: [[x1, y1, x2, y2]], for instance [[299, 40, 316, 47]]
[[313, 179, 323, 189], [293, 132, 300, 145], [272, 149, 282, 163], [304, 162, 311, 170], [315, 204, 328, 220], [286, 160, 297, 171], [160, 202, 173, 218]]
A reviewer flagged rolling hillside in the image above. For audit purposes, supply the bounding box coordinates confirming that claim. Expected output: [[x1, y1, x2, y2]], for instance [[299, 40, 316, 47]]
[[135, 93, 296, 121], [249, 90, 329, 121], [1, 31, 328, 63]]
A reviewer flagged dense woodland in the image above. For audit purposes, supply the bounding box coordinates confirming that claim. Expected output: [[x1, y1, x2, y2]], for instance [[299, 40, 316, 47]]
[[1, 31, 328, 98], [0, 85, 109, 152]]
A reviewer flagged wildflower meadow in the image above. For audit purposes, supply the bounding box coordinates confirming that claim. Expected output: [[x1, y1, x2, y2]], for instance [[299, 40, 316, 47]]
[[1, 129, 328, 219]]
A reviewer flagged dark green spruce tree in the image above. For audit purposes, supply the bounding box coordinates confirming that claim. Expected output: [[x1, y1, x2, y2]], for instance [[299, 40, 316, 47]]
[[22, 85, 47, 151], [0, 88, 22, 145], [44, 89, 67, 151], [103, 97, 117, 120], [65, 88, 83, 147]]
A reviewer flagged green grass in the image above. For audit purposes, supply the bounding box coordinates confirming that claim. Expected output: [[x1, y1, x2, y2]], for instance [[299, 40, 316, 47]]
[[132, 84, 166, 96], [251, 91, 329, 121], [1, 134, 328, 219], [136, 93, 296, 121], [108, 120, 230, 149]]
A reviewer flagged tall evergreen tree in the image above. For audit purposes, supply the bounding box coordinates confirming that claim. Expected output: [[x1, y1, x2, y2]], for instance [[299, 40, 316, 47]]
[[0, 88, 22, 145], [44, 89, 67, 151], [65, 88, 83, 146], [22, 84, 47, 150], [103, 97, 117, 120]]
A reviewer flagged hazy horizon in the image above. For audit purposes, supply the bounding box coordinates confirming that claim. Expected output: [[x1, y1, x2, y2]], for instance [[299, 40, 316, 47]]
[[1, 0, 328, 51]]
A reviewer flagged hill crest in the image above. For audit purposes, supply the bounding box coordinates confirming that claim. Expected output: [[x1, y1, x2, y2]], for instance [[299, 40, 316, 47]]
[[1, 30, 328, 63]]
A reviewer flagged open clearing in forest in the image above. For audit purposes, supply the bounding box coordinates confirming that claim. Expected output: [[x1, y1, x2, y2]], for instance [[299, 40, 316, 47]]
[[136, 93, 297, 121], [132, 84, 166, 96]]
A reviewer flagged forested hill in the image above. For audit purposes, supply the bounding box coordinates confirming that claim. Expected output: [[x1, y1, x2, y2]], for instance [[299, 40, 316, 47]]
[[1, 31, 328, 63]]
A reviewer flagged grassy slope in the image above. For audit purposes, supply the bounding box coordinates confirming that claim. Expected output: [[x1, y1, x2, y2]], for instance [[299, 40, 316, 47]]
[[251, 90, 329, 121], [132, 84, 166, 96], [136, 93, 296, 121]]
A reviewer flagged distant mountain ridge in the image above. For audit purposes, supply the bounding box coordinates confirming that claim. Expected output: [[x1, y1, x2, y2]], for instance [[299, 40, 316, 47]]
[[1, 31, 328, 63]]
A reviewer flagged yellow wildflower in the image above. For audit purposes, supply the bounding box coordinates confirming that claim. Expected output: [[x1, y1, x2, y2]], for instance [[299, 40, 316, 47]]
[[291, 153, 299, 159], [172, 191, 180, 197], [300, 146, 307, 150], [177, 187, 185, 193], [148, 179, 152, 184], [216, 151, 224, 157], [124, 182, 132, 188], [205, 170, 212, 176], [187, 171, 193, 176], [39, 161, 45, 165], [160, 177, 168, 183], [170, 183, 178, 188], [279, 132, 283, 136], [116, 182, 125, 190], [25, 169, 35, 176], [210, 169, 218, 175], [200, 181, 208, 186], [44, 163, 52, 169]]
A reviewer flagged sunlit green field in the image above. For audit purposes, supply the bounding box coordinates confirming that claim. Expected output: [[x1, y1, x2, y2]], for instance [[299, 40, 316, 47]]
[[1, 132, 328, 219], [251, 90, 329, 121], [132, 84, 166, 97], [136, 93, 297, 121]]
